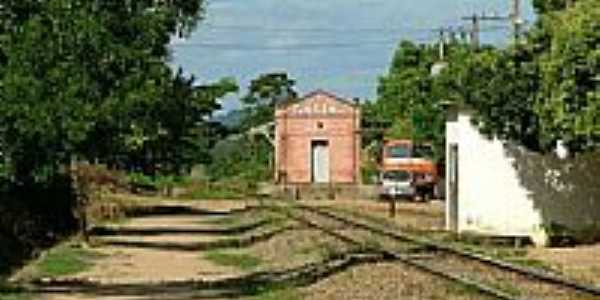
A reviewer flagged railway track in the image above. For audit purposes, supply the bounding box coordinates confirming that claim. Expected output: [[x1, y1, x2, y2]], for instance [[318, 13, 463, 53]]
[[277, 204, 600, 300]]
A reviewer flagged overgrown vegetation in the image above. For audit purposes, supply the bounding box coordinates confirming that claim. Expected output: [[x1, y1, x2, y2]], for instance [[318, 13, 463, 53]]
[[0, 180, 77, 277], [23, 243, 102, 279], [182, 180, 256, 200], [204, 250, 263, 271]]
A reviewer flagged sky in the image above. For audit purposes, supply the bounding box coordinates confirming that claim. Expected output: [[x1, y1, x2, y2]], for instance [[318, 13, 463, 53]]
[[170, 0, 535, 113]]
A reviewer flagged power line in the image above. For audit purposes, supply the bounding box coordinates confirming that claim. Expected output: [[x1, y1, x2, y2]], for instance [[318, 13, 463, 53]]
[[200, 24, 435, 34], [171, 39, 429, 51], [172, 40, 400, 49], [171, 26, 510, 51], [461, 0, 525, 49]]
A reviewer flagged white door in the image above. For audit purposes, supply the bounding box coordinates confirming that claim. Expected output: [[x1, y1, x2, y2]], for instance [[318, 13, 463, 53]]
[[312, 141, 330, 183]]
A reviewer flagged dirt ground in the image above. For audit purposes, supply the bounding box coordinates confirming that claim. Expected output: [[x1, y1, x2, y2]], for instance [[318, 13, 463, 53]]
[[320, 199, 446, 230], [527, 245, 600, 286], [301, 262, 495, 300], [12, 197, 600, 300]]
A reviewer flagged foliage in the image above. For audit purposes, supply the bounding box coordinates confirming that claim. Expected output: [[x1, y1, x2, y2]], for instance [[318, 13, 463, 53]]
[[450, 0, 600, 153], [436, 46, 544, 150], [534, 0, 600, 151], [0, 178, 77, 276], [239, 73, 297, 131], [126, 173, 159, 190], [372, 0, 600, 155], [369, 41, 467, 161], [0, 0, 240, 277], [0, 0, 240, 185], [207, 73, 297, 184], [532, 0, 576, 13], [208, 135, 272, 182]]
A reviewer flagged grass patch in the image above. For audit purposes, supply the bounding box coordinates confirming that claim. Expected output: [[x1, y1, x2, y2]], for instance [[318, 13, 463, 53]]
[[180, 181, 255, 200], [430, 233, 559, 273], [0, 294, 31, 300], [248, 285, 301, 300], [204, 250, 262, 271], [294, 241, 340, 261], [198, 215, 241, 225], [32, 243, 102, 278], [441, 281, 498, 299], [326, 206, 394, 227], [188, 187, 245, 200], [505, 258, 555, 272], [199, 211, 286, 229]]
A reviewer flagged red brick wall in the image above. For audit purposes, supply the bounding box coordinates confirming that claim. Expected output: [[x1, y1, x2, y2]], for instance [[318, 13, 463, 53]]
[[275, 91, 361, 184]]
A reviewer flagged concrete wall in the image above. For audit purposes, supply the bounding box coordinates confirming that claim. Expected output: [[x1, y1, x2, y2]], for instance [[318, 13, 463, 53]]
[[275, 91, 361, 184], [446, 111, 600, 246]]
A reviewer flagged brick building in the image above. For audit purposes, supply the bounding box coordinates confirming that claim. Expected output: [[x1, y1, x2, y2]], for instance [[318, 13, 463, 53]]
[[275, 90, 361, 184]]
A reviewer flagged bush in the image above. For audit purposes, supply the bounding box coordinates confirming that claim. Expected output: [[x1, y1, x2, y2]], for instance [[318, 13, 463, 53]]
[[127, 172, 158, 190], [0, 178, 77, 277], [72, 164, 128, 194]]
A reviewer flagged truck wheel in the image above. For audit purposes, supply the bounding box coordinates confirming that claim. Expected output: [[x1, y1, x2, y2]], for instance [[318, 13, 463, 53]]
[[420, 191, 427, 202]]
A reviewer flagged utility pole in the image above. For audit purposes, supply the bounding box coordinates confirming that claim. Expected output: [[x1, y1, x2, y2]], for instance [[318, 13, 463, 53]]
[[510, 0, 523, 44], [462, 2, 519, 50], [458, 26, 470, 44], [462, 13, 505, 50], [462, 14, 481, 50], [438, 28, 446, 61]]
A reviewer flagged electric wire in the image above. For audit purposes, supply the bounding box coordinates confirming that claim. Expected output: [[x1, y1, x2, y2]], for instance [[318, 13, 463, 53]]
[[170, 25, 511, 50]]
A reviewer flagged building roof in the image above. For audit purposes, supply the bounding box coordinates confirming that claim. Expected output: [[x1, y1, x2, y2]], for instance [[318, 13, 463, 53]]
[[277, 89, 359, 109]]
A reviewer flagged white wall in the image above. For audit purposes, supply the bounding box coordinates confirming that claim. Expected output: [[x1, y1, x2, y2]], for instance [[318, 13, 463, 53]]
[[444, 112, 600, 246]]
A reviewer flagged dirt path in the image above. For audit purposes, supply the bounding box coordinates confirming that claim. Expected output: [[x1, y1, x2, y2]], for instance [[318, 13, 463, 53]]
[[21, 199, 455, 300], [26, 201, 263, 300]]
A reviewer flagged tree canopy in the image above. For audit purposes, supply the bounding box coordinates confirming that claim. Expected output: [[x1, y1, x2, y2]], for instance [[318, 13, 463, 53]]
[[0, 0, 238, 184], [369, 0, 599, 157]]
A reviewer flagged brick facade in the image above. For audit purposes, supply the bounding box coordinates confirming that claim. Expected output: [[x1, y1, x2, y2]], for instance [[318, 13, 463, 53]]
[[275, 90, 361, 184]]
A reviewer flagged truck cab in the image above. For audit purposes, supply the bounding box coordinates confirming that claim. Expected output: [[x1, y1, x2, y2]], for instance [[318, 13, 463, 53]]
[[379, 139, 438, 201]]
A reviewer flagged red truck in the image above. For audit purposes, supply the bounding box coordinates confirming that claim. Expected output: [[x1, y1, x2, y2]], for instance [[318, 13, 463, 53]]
[[379, 139, 439, 201]]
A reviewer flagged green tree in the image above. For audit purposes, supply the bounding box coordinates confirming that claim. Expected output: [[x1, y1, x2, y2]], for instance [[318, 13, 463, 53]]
[[534, 0, 600, 151], [533, 0, 576, 13], [206, 73, 296, 183], [0, 0, 226, 183], [239, 73, 297, 130], [372, 41, 466, 160]]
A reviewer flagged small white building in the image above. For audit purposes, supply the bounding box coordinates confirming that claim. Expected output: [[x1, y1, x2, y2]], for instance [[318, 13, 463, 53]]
[[445, 107, 600, 246]]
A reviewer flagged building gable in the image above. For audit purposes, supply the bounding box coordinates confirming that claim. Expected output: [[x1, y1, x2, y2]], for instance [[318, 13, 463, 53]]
[[282, 90, 357, 117]]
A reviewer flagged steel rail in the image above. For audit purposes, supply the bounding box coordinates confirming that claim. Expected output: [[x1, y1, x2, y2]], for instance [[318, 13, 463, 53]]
[[274, 206, 518, 300], [299, 204, 600, 298]]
